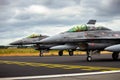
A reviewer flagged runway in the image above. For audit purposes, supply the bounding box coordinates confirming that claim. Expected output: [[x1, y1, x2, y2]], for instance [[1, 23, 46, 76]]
[[0, 54, 120, 79]]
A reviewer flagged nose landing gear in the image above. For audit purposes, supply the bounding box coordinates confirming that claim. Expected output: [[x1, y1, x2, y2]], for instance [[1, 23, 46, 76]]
[[39, 50, 43, 57], [87, 50, 92, 62]]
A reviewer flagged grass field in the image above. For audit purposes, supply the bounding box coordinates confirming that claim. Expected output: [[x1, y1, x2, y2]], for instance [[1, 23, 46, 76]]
[[0, 48, 39, 56], [0, 48, 112, 56]]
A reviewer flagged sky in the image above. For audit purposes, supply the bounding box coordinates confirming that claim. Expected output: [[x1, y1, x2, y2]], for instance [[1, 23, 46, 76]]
[[0, 0, 120, 45]]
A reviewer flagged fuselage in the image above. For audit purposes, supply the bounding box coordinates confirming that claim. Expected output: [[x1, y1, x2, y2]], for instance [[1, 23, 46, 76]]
[[39, 30, 120, 44], [38, 26, 120, 51]]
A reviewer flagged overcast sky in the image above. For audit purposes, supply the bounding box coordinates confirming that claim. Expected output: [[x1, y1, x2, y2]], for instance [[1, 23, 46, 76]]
[[0, 0, 120, 45]]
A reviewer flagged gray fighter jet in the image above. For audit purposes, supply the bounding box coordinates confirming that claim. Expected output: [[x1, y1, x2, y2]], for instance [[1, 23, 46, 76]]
[[37, 20, 120, 61], [10, 34, 52, 56]]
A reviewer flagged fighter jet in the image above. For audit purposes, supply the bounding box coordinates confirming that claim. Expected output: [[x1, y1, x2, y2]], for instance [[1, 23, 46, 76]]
[[37, 20, 120, 61], [10, 34, 51, 56]]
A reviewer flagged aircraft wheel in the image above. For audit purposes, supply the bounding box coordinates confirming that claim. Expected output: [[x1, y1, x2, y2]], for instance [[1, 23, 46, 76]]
[[87, 56, 92, 62], [69, 51, 73, 56], [59, 50, 63, 56], [39, 53, 43, 57], [112, 52, 119, 60]]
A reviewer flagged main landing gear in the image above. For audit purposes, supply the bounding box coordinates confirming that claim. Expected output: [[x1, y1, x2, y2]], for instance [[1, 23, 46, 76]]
[[58, 50, 74, 56], [69, 51, 74, 56], [58, 50, 63, 56], [112, 52, 119, 60]]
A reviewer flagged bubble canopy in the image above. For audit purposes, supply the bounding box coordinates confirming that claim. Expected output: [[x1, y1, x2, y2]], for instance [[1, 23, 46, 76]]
[[67, 25, 111, 32], [27, 34, 42, 38]]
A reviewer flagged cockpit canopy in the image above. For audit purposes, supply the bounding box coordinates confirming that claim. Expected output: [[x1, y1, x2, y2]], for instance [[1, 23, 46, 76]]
[[67, 25, 87, 32], [27, 34, 42, 38], [67, 25, 111, 32]]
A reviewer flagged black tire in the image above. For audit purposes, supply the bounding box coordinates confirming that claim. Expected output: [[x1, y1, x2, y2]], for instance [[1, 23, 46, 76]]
[[39, 53, 43, 57], [87, 56, 92, 62], [69, 51, 73, 56], [59, 51, 63, 56], [112, 52, 119, 60]]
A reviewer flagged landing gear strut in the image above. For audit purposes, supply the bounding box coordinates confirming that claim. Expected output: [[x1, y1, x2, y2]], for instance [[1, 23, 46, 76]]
[[69, 51, 74, 56], [112, 52, 119, 60], [39, 50, 43, 57], [87, 50, 92, 62], [59, 50, 63, 56]]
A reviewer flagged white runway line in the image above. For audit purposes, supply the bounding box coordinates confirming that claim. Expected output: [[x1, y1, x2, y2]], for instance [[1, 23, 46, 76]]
[[1, 70, 120, 80]]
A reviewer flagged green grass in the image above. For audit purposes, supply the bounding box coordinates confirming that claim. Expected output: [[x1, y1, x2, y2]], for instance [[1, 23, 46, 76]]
[[0, 48, 60, 56], [0, 48, 111, 56], [0, 48, 83, 56], [0, 48, 39, 54]]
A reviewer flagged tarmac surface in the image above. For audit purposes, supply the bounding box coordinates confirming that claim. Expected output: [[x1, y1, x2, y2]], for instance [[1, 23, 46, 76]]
[[0, 54, 120, 80]]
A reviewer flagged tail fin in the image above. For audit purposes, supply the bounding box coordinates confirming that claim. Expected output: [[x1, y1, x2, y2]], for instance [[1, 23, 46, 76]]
[[87, 20, 96, 25]]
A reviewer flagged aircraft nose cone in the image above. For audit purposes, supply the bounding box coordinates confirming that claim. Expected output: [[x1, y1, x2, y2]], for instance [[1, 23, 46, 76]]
[[9, 42, 17, 45], [9, 40, 22, 45], [9, 42, 14, 45]]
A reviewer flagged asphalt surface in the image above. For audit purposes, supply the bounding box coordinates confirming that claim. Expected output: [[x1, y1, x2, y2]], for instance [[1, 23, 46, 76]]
[[0, 54, 120, 79]]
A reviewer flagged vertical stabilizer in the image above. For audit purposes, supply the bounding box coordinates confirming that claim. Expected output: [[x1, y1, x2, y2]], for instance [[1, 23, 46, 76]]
[[87, 20, 96, 25]]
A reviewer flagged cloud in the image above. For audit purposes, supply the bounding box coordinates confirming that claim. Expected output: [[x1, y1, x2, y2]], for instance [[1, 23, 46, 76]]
[[96, 19, 120, 30], [0, 0, 120, 45], [93, 0, 120, 18], [0, 0, 10, 5], [36, 0, 81, 9], [80, 0, 120, 20]]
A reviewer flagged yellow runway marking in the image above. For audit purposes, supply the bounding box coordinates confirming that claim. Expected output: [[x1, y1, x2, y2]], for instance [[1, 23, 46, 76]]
[[0, 60, 120, 71]]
